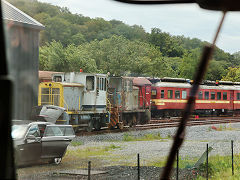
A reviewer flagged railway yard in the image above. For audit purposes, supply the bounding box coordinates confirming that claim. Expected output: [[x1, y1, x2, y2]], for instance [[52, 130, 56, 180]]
[[17, 117, 240, 180]]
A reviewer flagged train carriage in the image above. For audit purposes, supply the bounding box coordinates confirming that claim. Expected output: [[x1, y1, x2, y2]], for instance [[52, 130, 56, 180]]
[[151, 78, 240, 117]]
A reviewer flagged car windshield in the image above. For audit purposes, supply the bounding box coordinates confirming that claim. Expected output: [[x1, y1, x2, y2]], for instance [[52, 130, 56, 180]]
[[11, 125, 28, 139], [3, 0, 240, 179]]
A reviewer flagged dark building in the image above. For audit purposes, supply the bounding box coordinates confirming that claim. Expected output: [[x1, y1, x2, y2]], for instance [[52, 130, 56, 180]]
[[2, 1, 44, 119]]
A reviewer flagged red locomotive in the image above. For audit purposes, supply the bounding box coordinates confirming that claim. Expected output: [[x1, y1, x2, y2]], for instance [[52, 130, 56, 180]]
[[151, 78, 240, 117]]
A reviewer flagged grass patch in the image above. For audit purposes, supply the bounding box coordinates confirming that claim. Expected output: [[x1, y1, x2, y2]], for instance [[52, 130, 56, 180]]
[[65, 144, 121, 159], [122, 133, 171, 142], [149, 154, 240, 179], [71, 141, 84, 146]]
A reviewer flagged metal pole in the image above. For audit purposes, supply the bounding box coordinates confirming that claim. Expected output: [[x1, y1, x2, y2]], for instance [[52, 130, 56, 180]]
[[88, 161, 91, 180], [206, 144, 208, 180], [232, 140, 234, 176], [138, 153, 140, 180], [176, 149, 179, 180]]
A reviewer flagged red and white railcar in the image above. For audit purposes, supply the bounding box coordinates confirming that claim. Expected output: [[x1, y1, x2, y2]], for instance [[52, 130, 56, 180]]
[[151, 78, 240, 117]]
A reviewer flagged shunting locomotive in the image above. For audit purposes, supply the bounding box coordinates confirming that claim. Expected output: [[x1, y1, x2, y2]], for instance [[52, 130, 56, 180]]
[[37, 72, 152, 131]]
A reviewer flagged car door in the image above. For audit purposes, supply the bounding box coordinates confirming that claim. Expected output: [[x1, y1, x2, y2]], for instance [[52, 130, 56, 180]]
[[20, 125, 41, 163], [41, 125, 75, 159]]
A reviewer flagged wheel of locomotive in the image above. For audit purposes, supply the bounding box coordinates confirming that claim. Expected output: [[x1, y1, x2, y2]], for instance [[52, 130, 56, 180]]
[[144, 109, 151, 124], [86, 120, 93, 132], [117, 122, 124, 130], [129, 114, 137, 127], [93, 120, 101, 131]]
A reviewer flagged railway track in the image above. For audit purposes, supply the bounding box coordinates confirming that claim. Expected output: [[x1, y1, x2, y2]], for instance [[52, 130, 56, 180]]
[[75, 116, 240, 136]]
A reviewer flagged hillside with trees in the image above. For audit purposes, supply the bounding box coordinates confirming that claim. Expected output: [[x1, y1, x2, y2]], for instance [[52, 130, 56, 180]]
[[7, 0, 240, 81]]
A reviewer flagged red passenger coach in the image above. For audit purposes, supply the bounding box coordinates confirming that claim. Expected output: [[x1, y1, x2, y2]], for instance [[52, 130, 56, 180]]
[[194, 81, 235, 116], [151, 78, 191, 117], [151, 78, 240, 118]]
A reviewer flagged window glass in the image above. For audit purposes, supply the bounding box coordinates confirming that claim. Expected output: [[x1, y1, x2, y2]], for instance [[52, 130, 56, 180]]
[[198, 91, 203, 99], [65, 127, 74, 136], [211, 92, 215, 100], [102, 78, 105, 91], [104, 78, 107, 91], [217, 92, 221, 100], [175, 90, 180, 99], [27, 125, 40, 137], [100, 78, 102, 90], [237, 93, 240, 100], [161, 90, 164, 98], [182, 90, 187, 99], [205, 91, 209, 100], [151, 89, 157, 96], [223, 92, 227, 100], [53, 76, 62, 82], [168, 90, 173, 99], [45, 126, 64, 136], [86, 76, 94, 91], [11, 125, 28, 139]]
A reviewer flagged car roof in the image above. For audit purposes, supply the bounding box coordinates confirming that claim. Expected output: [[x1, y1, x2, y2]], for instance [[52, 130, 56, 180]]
[[12, 120, 54, 126]]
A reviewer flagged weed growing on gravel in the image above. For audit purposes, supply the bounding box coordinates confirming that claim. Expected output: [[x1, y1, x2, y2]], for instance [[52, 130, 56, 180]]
[[71, 141, 84, 146], [65, 144, 121, 159], [122, 133, 170, 142]]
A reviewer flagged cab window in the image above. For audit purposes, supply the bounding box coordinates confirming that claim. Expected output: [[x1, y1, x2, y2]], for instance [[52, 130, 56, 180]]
[[86, 76, 94, 91]]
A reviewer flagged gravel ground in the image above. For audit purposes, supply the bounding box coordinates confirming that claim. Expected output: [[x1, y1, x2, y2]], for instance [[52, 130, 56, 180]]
[[17, 122, 240, 179]]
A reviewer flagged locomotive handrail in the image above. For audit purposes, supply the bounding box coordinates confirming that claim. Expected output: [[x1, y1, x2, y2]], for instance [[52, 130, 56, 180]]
[[106, 98, 112, 112]]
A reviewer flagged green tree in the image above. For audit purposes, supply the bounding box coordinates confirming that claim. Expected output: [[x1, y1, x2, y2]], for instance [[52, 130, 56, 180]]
[[221, 67, 240, 82], [179, 48, 201, 79], [39, 41, 67, 71]]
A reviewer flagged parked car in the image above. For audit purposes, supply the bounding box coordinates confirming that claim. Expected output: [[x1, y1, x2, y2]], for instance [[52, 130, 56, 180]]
[[11, 121, 75, 166]]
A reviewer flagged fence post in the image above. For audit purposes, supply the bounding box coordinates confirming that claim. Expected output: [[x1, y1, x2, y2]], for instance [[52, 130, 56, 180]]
[[232, 140, 234, 176], [206, 144, 208, 180], [137, 153, 140, 180], [88, 161, 91, 180], [176, 149, 179, 180]]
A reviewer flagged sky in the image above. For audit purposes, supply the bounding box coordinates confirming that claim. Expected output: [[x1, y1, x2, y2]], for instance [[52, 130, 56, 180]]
[[38, 0, 240, 54]]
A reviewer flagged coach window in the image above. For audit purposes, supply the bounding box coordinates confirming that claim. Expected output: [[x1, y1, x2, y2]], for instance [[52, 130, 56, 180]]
[[182, 90, 187, 99], [151, 89, 157, 99], [168, 90, 173, 99], [205, 91, 209, 100], [198, 91, 203, 99], [161, 90, 164, 98], [175, 90, 180, 99], [217, 92, 221, 100], [237, 93, 240, 100], [211, 92, 215, 100], [86, 76, 94, 91], [223, 92, 227, 100]]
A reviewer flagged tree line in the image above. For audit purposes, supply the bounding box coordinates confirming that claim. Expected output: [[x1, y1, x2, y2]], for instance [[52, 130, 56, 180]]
[[8, 0, 240, 81]]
